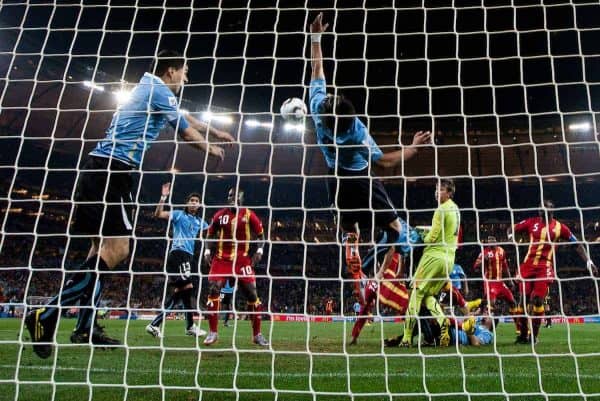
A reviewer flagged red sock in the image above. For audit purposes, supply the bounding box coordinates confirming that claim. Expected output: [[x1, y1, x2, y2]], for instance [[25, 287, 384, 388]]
[[451, 287, 467, 308], [531, 305, 544, 340], [248, 299, 262, 337], [206, 296, 220, 333], [351, 303, 371, 339]]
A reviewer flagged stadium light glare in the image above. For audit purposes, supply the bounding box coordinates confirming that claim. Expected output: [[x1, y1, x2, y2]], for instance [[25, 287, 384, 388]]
[[284, 123, 305, 132], [568, 122, 591, 131], [202, 111, 233, 125], [83, 81, 105, 92], [180, 109, 190, 115], [245, 119, 261, 127], [114, 89, 132, 104]]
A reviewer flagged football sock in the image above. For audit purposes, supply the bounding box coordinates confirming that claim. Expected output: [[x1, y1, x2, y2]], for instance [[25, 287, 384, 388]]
[[179, 288, 195, 330], [207, 296, 221, 333], [248, 298, 262, 337], [151, 292, 180, 328], [531, 304, 545, 339]]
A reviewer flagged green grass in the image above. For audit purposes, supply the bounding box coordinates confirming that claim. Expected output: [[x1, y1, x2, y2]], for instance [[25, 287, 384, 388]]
[[1, 318, 599, 401]]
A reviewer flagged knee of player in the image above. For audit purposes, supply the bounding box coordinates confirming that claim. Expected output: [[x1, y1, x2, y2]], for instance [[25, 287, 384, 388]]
[[532, 296, 544, 307]]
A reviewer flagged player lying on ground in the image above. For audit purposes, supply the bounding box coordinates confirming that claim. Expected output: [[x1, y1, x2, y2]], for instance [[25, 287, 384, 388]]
[[509, 199, 597, 345], [25, 50, 233, 359], [400, 179, 460, 347], [203, 187, 268, 347], [146, 183, 208, 339]]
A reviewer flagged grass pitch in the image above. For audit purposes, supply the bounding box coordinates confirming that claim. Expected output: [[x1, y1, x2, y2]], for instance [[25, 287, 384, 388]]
[[1, 318, 599, 401]]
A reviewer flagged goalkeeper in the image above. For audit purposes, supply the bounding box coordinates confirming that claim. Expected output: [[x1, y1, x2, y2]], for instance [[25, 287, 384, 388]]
[[400, 179, 460, 347]]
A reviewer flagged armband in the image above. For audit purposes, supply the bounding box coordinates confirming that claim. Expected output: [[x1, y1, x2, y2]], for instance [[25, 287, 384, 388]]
[[311, 33, 322, 43]]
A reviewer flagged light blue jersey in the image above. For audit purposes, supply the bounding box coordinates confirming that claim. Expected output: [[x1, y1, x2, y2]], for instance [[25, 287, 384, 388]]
[[449, 264, 466, 290], [454, 321, 494, 345], [309, 79, 382, 171], [170, 210, 208, 255], [221, 280, 234, 295], [90, 72, 189, 166]]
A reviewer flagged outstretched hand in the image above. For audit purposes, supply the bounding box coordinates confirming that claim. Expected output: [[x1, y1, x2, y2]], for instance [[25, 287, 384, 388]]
[[412, 131, 432, 146], [310, 12, 329, 33], [161, 182, 171, 197]]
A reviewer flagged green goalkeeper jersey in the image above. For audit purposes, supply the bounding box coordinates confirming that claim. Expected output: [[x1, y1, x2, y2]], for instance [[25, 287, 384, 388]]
[[423, 198, 460, 262]]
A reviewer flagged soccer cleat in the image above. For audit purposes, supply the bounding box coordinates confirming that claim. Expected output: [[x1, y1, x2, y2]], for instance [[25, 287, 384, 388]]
[[462, 316, 476, 335], [349, 337, 358, 346], [515, 335, 530, 345], [25, 308, 53, 359], [439, 318, 451, 347], [253, 333, 269, 347], [185, 325, 207, 337], [384, 336, 403, 347], [71, 326, 121, 346], [203, 332, 219, 346], [146, 324, 162, 338], [466, 298, 482, 312], [398, 341, 411, 348]]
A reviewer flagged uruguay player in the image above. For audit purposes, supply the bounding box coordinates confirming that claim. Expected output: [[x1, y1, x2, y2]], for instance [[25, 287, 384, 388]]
[[25, 50, 233, 359], [146, 183, 208, 338], [308, 13, 431, 277]]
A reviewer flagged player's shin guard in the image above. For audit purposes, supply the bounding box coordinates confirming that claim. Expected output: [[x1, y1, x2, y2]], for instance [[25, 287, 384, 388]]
[[509, 306, 522, 334], [206, 296, 221, 333], [74, 273, 105, 335], [248, 298, 262, 337], [531, 304, 545, 340], [179, 288, 195, 330], [40, 256, 102, 326]]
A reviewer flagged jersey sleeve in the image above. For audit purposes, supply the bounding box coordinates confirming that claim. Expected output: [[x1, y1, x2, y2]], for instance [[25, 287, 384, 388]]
[[200, 219, 209, 231], [309, 79, 327, 126], [151, 85, 190, 131], [249, 210, 264, 236], [360, 128, 383, 162], [424, 208, 442, 244], [171, 210, 182, 223], [560, 222, 576, 242], [513, 218, 531, 233], [207, 212, 220, 237]]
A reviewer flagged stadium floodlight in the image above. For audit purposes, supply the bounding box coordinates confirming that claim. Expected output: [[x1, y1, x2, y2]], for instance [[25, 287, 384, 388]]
[[82, 80, 104, 92], [114, 89, 132, 104], [568, 122, 591, 131], [245, 119, 261, 127], [283, 122, 305, 132], [202, 111, 233, 125]]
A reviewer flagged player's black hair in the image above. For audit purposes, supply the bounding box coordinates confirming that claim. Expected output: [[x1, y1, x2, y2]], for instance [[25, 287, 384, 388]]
[[184, 192, 201, 214], [321, 94, 356, 134], [540, 199, 555, 219], [151, 50, 185, 77], [440, 178, 455, 195]]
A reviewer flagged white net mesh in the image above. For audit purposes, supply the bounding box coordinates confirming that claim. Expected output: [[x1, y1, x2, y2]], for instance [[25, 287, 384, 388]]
[[1, 1, 600, 401]]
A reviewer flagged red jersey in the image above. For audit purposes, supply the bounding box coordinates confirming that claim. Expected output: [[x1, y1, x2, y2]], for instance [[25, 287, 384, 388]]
[[377, 253, 409, 312], [474, 246, 509, 281], [208, 207, 264, 261], [514, 217, 574, 269]]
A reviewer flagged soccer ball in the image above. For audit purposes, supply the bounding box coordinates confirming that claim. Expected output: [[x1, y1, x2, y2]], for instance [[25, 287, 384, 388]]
[[280, 97, 307, 121]]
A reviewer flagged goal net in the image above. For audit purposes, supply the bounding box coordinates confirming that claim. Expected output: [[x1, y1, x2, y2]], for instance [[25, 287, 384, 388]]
[[1, 1, 599, 401]]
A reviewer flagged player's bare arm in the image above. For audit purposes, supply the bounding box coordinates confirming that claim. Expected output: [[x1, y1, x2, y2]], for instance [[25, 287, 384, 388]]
[[310, 12, 328, 80], [154, 183, 171, 220], [179, 126, 225, 160], [375, 131, 432, 169], [184, 113, 235, 145], [252, 232, 266, 265]]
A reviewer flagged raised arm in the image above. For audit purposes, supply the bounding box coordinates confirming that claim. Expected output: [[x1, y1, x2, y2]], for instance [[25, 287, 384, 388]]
[[310, 13, 328, 81], [376, 247, 396, 281], [184, 113, 235, 145], [154, 182, 171, 220], [375, 131, 432, 168], [575, 244, 598, 276]]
